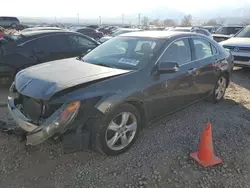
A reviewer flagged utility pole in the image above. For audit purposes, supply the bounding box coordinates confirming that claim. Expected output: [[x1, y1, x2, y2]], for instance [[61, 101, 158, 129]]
[[122, 14, 124, 25], [138, 13, 141, 27], [77, 13, 79, 25]]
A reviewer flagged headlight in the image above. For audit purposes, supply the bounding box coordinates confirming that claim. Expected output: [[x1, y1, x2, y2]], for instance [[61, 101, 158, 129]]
[[37, 101, 81, 136]]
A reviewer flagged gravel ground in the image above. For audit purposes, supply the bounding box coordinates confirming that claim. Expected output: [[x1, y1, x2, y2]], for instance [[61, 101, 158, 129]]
[[0, 68, 250, 188]]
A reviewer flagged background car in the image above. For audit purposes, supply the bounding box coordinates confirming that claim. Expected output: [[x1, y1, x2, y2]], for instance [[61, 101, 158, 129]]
[[8, 31, 233, 156], [202, 26, 220, 33], [0, 16, 20, 28], [212, 26, 243, 42], [169, 27, 213, 39], [72, 27, 104, 41], [220, 25, 250, 68], [21, 27, 63, 33], [99, 28, 143, 43], [0, 30, 99, 82]]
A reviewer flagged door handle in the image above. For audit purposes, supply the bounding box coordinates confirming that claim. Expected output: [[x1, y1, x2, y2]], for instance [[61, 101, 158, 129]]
[[188, 68, 197, 74]]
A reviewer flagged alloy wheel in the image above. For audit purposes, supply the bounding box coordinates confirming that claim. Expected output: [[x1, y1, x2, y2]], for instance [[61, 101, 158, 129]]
[[215, 77, 227, 100], [105, 112, 137, 151]]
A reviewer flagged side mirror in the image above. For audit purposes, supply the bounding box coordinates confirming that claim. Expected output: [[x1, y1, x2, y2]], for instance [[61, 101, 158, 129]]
[[157, 61, 179, 74]]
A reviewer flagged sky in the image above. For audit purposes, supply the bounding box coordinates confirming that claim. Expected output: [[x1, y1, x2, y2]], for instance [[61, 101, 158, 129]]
[[2, 0, 250, 18]]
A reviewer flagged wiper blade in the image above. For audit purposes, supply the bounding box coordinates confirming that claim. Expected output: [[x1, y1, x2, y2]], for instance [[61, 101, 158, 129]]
[[95, 63, 115, 68]]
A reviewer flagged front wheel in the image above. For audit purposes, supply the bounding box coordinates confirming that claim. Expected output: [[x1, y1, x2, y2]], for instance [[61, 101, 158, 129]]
[[94, 103, 141, 156], [211, 75, 228, 103]]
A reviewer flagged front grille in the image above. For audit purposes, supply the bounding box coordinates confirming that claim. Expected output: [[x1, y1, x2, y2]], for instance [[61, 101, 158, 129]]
[[14, 93, 62, 124], [223, 46, 250, 52], [234, 56, 250, 62]]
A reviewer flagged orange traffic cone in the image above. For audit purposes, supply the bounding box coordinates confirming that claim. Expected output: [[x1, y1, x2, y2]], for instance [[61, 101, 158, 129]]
[[190, 123, 222, 167]]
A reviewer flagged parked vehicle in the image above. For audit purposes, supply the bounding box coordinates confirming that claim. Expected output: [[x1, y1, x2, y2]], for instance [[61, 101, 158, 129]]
[[202, 26, 220, 33], [86, 25, 99, 29], [212, 26, 243, 42], [21, 27, 63, 33], [0, 30, 99, 82], [0, 16, 20, 28], [99, 28, 143, 43], [7, 31, 233, 156], [220, 25, 250, 68], [169, 27, 213, 40], [72, 27, 104, 41]]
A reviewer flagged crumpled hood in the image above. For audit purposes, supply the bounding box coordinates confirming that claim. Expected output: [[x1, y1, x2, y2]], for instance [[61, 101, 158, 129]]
[[15, 58, 130, 100], [219, 37, 250, 47]]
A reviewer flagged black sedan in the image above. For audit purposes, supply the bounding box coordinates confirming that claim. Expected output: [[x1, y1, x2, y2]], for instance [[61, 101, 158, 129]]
[[0, 30, 99, 82], [73, 27, 104, 41], [7, 31, 233, 156]]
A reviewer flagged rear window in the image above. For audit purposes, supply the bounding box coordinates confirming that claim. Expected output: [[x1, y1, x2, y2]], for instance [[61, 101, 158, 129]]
[[0, 17, 19, 21], [215, 27, 243, 35]]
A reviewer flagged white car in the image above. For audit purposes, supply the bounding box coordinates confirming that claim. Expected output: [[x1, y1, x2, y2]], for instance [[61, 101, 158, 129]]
[[220, 26, 250, 68]]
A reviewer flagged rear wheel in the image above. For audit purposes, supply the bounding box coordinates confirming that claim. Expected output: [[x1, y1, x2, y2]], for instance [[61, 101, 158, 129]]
[[210, 75, 228, 103], [94, 103, 141, 156]]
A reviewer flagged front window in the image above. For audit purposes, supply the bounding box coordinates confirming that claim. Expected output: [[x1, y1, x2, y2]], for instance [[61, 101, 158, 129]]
[[235, 27, 250, 38], [82, 36, 165, 70], [215, 27, 243, 35], [159, 38, 191, 65]]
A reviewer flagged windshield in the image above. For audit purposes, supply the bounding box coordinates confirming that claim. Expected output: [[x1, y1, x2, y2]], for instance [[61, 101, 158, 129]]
[[235, 27, 250, 37], [111, 30, 134, 37], [215, 27, 243, 35], [82, 36, 165, 70]]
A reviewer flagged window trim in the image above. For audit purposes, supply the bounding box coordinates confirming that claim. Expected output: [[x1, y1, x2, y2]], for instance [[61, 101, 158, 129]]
[[155, 36, 193, 67], [191, 36, 219, 61]]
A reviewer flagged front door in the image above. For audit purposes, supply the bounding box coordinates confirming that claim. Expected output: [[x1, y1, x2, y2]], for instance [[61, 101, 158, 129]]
[[145, 38, 201, 121]]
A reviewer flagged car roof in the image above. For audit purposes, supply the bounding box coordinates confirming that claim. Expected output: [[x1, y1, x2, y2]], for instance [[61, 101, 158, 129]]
[[20, 30, 73, 37], [23, 27, 62, 31], [120, 31, 198, 38], [117, 28, 142, 31]]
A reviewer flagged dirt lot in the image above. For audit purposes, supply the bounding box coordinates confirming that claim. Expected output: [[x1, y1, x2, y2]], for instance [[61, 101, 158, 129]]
[[0, 68, 250, 188]]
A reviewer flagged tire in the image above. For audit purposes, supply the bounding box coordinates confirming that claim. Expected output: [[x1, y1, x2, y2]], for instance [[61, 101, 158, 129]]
[[94, 103, 141, 156], [209, 75, 228, 103]]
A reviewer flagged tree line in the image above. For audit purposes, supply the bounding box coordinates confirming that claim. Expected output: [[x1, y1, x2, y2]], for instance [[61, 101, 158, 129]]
[[142, 15, 249, 27]]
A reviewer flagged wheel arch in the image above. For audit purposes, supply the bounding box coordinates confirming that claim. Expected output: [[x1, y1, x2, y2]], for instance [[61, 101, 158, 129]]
[[125, 100, 148, 129], [221, 71, 230, 87]]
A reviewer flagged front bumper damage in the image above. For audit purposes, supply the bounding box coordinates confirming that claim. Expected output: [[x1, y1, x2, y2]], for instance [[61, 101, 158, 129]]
[[7, 96, 80, 145], [5, 95, 104, 154]]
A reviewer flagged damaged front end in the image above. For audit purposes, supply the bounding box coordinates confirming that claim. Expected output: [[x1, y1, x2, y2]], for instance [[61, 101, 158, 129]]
[[7, 83, 81, 145]]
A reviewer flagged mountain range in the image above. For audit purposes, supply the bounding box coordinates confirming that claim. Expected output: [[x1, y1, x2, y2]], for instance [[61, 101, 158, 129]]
[[19, 4, 250, 25]]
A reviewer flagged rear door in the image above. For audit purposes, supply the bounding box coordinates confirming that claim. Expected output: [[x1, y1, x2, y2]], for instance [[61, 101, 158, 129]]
[[28, 34, 71, 63], [190, 37, 218, 98], [66, 34, 98, 57]]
